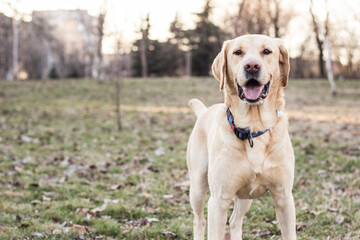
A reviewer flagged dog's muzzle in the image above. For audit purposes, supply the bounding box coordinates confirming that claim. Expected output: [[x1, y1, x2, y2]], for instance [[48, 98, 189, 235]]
[[238, 79, 270, 103]]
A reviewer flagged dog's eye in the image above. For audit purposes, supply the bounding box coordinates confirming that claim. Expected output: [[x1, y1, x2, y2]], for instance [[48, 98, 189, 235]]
[[263, 49, 272, 55], [234, 50, 243, 55]]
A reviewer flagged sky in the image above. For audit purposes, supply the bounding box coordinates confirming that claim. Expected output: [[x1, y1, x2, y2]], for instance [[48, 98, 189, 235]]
[[1, 0, 360, 56], [2, 0, 226, 53]]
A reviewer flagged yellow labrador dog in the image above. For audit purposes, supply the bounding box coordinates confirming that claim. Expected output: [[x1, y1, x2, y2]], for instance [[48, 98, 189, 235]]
[[187, 35, 296, 240]]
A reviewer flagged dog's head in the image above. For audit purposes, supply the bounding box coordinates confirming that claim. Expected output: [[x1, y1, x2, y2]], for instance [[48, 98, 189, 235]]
[[212, 35, 289, 106]]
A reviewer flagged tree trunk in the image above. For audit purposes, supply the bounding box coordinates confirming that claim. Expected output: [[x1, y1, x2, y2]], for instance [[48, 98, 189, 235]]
[[234, 0, 246, 36], [115, 79, 122, 131], [97, 12, 105, 83], [185, 51, 192, 77], [310, 0, 336, 94], [322, 29, 336, 95], [317, 41, 326, 78], [140, 29, 148, 79], [12, 18, 18, 81]]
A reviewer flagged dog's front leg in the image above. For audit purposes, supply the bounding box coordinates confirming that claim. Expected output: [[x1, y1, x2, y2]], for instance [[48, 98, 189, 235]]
[[271, 190, 296, 240], [207, 194, 232, 240]]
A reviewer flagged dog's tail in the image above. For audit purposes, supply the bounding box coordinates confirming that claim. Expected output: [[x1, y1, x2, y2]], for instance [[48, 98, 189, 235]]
[[188, 98, 207, 118]]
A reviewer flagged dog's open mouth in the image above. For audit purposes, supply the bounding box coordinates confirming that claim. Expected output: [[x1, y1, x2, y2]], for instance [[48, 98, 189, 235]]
[[238, 79, 270, 103]]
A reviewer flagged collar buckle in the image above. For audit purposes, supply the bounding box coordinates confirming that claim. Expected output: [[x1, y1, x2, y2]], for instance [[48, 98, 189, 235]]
[[248, 132, 254, 147]]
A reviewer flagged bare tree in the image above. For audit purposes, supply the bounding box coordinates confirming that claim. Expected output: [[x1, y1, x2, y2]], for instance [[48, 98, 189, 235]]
[[227, 0, 293, 38], [12, 16, 18, 80], [140, 14, 150, 79], [343, 32, 360, 78], [267, 0, 294, 38], [310, 0, 336, 94], [309, 2, 328, 78], [96, 0, 107, 83], [2, 0, 22, 80], [233, 0, 247, 36]]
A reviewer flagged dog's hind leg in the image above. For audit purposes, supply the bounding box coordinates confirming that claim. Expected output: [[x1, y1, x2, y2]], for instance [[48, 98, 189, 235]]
[[229, 197, 252, 240], [187, 135, 209, 240], [189, 171, 208, 240]]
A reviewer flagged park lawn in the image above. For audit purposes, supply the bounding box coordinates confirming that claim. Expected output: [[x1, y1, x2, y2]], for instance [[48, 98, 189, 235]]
[[0, 78, 359, 239]]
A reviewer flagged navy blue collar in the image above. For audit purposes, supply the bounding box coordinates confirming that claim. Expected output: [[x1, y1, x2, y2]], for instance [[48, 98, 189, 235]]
[[226, 108, 278, 148]]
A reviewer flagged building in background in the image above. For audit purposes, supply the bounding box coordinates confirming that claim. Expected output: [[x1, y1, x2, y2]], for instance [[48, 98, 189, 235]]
[[31, 9, 99, 79]]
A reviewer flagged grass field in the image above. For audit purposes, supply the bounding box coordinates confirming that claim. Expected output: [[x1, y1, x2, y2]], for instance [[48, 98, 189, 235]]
[[0, 78, 359, 239]]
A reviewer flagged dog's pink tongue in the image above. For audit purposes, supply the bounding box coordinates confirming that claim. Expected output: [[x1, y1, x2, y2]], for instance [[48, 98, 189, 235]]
[[243, 86, 263, 100]]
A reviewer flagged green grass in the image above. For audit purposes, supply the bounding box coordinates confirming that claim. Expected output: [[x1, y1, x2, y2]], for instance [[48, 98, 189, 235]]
[[0, 78, 359, 239]]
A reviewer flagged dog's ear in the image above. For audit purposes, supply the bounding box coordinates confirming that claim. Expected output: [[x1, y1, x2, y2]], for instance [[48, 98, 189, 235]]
[[212, 41, 229, 91], [276, 39, 290, 87]]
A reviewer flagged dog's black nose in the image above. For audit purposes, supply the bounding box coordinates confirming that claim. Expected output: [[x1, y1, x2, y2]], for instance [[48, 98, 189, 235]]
[[244, 60, 261, 74]]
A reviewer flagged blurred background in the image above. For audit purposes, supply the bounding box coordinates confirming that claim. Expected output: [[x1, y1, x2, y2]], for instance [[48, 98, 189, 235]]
[[1, 0, 360, 81], [0, 0, 360, 239]]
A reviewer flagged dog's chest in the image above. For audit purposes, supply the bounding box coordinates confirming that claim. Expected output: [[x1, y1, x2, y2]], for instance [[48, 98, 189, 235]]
[[235, 172, 269, 199], [233, 155, 277, 199]]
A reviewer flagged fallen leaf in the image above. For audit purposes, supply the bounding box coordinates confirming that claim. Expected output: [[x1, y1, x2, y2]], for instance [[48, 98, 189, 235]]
[[141, 189, 153, 199], [52, 229, 62, 234], [308, 210, 322, 216], [110, 183, 124, 190], [296, 222, 305, 231], [21, 135, 39, 143], [14, 166, 25, 173], [163, 194, 173, 199], [104, 199, 119, 204], [75, 208, 90, 216], [334, 215, 344, 224], [155, 147, 165, 156], [133, 156, 147, 163], [69, 221, 88, 234], [145, 217, 159, 223], [173, 181, 190, 191], [90, 204, 107, 216], [31, 200, 41, 205], [328, 207, 338, 212], [32, 232, 43, 237], [42, 196, 51, 201], [161, 229, 177, 238]]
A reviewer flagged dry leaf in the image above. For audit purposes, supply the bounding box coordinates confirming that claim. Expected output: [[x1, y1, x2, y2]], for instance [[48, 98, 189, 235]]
[[69, 221, 88, 234], [334, 215, 344, 224], [32, 232, 43, 237], [31, 200, 41, 205], [145, 217, 159, 223], [328, 207, 338, 212], [90, 204, 107, 216], [308, 210, 322, 216], [110, 183, 124, 190], [42, 196, 51, 202], [141, 189, 153, 199], [154, 147, 165, 156], [161, 229, 177, 238], [133, 156, 147, 162], [52, 229, 62, 234], [163, 194, 173, 199], [173, 181, 190, 191]]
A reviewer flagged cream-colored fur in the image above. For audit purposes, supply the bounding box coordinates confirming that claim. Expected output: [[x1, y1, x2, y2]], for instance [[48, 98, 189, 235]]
[[186, 35, 296, 240]]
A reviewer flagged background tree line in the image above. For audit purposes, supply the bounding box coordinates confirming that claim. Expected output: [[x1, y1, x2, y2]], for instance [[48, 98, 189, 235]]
[[1, 0, 359, 80], [131, 0, 360, 79]]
